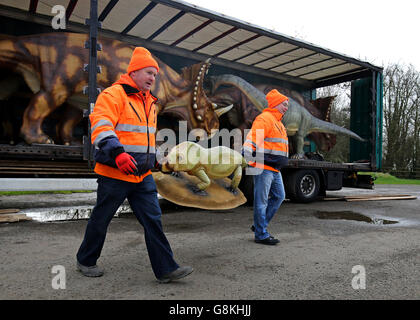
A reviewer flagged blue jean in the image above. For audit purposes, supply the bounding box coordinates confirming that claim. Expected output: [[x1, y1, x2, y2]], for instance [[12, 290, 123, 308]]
[[76, 174, 179, 279], [253, 169, 285, 240]]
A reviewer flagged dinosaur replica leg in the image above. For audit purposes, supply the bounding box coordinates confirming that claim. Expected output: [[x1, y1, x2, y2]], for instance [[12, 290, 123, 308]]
[[0, 103, 14, 144], [194, 169, 211, 190], [20, 90, 63, 144], [56, 104, 83, 145], [230, 166, 243, 190], [290, 133, 306, 159]]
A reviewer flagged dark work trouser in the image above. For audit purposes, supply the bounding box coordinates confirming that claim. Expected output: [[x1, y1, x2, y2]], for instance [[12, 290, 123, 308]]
[[76, 174, 179, 279]]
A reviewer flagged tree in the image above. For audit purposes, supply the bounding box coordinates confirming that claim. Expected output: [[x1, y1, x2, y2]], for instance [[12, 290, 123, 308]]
[[413, 84, 420, 177], [383, 63, 420, 176], [318, 64, 420, 178], [316, 83, 351, 163]]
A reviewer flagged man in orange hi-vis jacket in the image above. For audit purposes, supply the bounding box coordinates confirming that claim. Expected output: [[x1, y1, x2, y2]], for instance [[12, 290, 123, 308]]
[[243, 89, 289, 245], [76, 47, 193, 283]]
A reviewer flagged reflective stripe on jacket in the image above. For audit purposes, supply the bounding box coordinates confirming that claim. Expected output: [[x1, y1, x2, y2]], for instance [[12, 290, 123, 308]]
[[243, 108, 289, 172], [90, 75, 158, 183]]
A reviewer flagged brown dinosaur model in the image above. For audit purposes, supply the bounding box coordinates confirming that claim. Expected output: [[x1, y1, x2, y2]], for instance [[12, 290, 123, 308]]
[[0, 32, 232, 145]]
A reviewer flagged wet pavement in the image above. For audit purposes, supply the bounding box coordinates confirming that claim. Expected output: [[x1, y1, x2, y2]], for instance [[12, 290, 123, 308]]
[[0, 184, 419, 299]]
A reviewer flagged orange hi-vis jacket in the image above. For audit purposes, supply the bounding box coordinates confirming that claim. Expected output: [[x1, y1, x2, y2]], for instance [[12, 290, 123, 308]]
[[90, 74, 158, 183], [243, 108, 289, 172]]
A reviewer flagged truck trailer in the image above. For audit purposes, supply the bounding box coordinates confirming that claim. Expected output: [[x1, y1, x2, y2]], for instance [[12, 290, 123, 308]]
[[0, 0, 383, 204]]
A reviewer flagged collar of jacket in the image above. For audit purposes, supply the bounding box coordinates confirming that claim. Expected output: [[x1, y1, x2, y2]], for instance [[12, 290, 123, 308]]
[[262, 107, 284, 121], [112, 73, 158, 102]]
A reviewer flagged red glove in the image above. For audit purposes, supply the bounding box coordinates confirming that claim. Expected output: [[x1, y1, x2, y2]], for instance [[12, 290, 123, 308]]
[[115, 153, 138, 175]]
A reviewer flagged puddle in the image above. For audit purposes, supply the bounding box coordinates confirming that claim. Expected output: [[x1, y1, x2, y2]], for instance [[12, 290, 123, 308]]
[[314, 211, 399, 225], [22, 205, 132, 222], [165, 222, 210, 231]]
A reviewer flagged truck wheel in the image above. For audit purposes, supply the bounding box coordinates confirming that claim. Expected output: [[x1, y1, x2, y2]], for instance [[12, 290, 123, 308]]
[[285, 170, 320, 203]]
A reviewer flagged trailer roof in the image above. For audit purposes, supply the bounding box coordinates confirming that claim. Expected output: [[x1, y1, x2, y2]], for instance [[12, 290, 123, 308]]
[[0, 0, 383, 88]]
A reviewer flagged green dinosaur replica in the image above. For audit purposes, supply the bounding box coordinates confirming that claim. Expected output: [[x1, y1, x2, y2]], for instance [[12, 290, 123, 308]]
[[282, 96, 365, 159], [208, 74, 365, 159], [161, 141, 247, 191]]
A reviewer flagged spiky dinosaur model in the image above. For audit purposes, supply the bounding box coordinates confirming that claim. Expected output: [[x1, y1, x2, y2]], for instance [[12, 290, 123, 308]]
[[281, 97, 364, 158], [207, 75, 363, 159], [161, 141, 247, 191], [256, 84, 337, 155], [0, 32, 232, 145]]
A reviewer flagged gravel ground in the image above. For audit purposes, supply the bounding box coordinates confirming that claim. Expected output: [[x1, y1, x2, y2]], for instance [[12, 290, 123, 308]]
[[0, 184, 419, 300]]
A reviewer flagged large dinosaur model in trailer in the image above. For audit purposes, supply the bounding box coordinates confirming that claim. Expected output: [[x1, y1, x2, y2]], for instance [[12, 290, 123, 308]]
[[282, 96, 364, 158], [0, 32, 233, 145], [206, 74, 364, 159], [255, 84, 337, 156], [0, 32, 349, 159]]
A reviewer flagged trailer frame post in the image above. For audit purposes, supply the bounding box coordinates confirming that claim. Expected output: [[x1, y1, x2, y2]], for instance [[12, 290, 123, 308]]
[[370, 70, 377, 171], [83, 0, 101, 169]]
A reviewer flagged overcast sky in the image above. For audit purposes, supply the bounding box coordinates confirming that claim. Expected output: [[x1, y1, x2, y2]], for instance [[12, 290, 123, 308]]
[[187, 0, 420, 71]]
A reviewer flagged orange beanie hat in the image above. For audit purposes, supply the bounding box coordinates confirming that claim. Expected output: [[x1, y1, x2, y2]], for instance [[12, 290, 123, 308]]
[[127, 47, 159, 74], [266, 89, 288, 108]]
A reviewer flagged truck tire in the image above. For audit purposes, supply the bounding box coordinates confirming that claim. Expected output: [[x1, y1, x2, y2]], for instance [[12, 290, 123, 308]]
[[284, 169, 320, 203]]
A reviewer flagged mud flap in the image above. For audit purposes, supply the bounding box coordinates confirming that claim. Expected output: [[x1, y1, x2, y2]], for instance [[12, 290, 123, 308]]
[[152, 171, 247, 210]]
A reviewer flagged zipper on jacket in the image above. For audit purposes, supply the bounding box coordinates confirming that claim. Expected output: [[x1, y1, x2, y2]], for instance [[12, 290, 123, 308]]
[[140, 94, 150, 154], [128, 98, 149, 176], [130, 94, 156, 152], [129, 99, 150, 152], [129, 102, 142, 122]]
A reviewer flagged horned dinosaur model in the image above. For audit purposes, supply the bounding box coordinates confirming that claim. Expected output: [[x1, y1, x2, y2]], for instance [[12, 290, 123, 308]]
[[0, 32, 232, 145], [207, 74, 363, 159], [161, 141, 247, 191]]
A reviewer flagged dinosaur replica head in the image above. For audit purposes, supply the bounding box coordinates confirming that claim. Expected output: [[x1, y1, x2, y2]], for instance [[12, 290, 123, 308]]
[[161, 141, 200, 172], [157, 59, 233, 140], [204, 74, 268, 134]]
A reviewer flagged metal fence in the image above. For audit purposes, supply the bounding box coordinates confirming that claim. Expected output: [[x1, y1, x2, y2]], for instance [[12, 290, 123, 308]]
[[381, 167, 420, 180]]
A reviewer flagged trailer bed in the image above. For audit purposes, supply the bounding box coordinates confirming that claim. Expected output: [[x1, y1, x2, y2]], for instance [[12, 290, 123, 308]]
[[287, 159, 372, 172]]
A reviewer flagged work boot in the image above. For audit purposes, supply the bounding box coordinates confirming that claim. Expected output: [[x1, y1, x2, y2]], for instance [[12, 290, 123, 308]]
[[255, 236, 280, 245], [157, 266, 194, 283], [77, 262, 104, 277]]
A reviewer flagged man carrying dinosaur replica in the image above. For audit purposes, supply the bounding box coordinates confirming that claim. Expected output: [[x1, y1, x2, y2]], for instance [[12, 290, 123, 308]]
[[243, 89, 289, 245], [76, 46, 193, 283]]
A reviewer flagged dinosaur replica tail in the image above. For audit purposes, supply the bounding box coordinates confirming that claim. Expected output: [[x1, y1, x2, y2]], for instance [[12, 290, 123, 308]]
[[309, 116, 365, 141]]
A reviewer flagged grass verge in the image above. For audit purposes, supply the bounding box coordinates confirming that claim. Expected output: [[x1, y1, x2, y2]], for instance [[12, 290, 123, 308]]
[[360, 172, 420, 185]]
